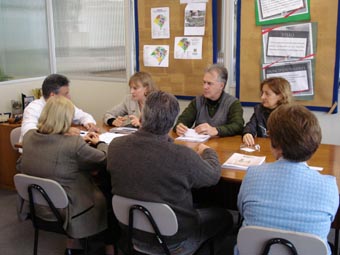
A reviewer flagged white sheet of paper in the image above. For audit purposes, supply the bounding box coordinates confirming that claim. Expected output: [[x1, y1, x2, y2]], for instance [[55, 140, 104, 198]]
[[151, 7, 170, 39], [259, 0, 304, 19], [143, 45, 169, 67], [180, 0, 208, 3], [99, 132, 126, 144], [267, 31, 308, 58], [309, 166, 323, 171], [263, 60, 313, 95], [174, 37, 202, 59], [184, 3, 206, 35], [222, 153, 266, 170], [262, 23, 313, 64], [175, 128, 210, 142], [240, 147, 256, 152]]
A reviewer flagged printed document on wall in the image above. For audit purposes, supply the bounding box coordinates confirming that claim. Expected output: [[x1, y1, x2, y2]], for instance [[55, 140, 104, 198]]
[[174, 37, 202, 59], [151, 7, 170, 39], [143, 45, 169, 67], [259, 0, 304, 19], [263, 60, 313, 97], [184, 3, 206, 35], [255, 0, 310, 26], [180, 0, 208, 3], [262, 23, 314, 64]]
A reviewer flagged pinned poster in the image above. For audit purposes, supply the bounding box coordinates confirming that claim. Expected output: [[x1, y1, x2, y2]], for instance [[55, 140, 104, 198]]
[[255, 0, 310, 26], [180, 0, 208, 3], [184, 3, 206, 35], [151, 7, 170, 39], [174, 37, 203, 59], [262, 22, 315, 64], [262, 60, 314, 98], [143, 45, 169, 67]]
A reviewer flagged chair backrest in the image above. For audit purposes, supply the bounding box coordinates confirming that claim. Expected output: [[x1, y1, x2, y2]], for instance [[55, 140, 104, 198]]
[[14, 173, 68, 208], [112, 195, 178, 236], [10, 126, 21, 150], [237, 226, 328, 255]]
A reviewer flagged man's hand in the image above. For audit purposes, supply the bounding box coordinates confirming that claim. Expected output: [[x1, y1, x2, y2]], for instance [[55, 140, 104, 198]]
[[194, 123, 218, 136], [197, 143, 210, 155], [176, 123, 188, 136], [84, 122, 99, 132]]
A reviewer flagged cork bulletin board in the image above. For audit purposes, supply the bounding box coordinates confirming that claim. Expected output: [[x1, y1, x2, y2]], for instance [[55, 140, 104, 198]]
[[134, 0, 217, 98], [235, 0, 340, 112]]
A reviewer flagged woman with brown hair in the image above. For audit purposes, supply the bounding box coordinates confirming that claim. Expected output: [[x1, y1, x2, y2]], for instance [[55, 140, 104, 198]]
[[242, 77, 292, 146], [103, 71, 157, 128]]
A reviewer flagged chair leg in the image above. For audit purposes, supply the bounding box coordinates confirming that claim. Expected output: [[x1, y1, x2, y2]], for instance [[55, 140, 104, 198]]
[[209, 239, 214, 255], [334, 228, 339, 255], [83, 238, 88, 255], [33, 229, 39, 255]]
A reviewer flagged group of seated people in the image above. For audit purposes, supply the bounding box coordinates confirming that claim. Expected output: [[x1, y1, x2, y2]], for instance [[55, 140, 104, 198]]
[[17, 64, 339, 255]]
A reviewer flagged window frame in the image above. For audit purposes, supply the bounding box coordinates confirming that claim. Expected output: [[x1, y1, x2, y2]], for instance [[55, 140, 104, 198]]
[[0, 0, 134, 85]]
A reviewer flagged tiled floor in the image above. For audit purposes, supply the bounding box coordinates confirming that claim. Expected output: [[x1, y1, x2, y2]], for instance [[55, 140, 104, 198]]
[[1, 188, 339, 255]]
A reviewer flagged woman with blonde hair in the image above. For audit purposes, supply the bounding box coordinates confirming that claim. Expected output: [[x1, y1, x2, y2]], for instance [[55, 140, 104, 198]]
[[103, 71, 157, 128], [18, 96, 117, 255], [242, 77, 292, 146]]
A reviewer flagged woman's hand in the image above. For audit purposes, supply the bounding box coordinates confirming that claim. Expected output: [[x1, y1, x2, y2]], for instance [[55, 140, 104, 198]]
[[129, 115, 140, 127], [112, 116, 127, 127], [84, 132, 100, 146], [243, 133, 255, 146]]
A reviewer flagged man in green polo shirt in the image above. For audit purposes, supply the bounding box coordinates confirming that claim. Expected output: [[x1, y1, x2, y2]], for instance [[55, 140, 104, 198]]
[[174, 64, 244, 137]]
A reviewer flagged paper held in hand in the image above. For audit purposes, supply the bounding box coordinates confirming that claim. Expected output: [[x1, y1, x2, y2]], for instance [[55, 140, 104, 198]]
[[109, 127, 138, 134], [175, 128, 210, 143], [222, 153, 266, 170]]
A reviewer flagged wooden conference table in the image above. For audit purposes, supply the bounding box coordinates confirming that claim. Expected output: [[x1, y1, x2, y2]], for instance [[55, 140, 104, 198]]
[[99, 125, 340, 214], [171, 131, 340, 251], [101, 124, 340, 224], [172, 132, 340, 185]]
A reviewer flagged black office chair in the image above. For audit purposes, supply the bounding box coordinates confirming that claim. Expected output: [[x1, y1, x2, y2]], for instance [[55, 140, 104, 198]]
[[112, 195, 214, 255], [13, 173, 88, 255]]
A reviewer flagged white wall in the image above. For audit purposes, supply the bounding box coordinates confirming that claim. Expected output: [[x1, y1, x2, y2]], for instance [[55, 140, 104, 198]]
[[68, 79, 128, 122], [0, 78, 128, 123], [0, 79, 339, 145]]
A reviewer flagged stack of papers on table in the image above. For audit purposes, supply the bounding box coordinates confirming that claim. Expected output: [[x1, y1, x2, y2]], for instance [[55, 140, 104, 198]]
[[175, 129, 210, 143], [99, 132, 126, 144], [109, 127, 138, 134], [222, 153, 266, 170]]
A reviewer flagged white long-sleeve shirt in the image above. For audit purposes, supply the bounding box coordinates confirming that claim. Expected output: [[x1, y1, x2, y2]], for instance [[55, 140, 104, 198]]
[[19, 97, 96, 143]]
